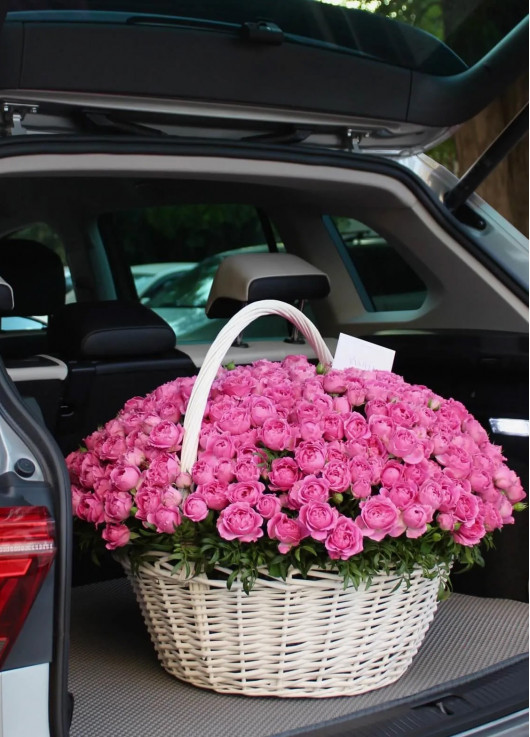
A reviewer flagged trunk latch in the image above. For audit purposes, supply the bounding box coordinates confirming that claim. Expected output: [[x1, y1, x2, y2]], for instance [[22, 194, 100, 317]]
[[0, 102, 39, 137]]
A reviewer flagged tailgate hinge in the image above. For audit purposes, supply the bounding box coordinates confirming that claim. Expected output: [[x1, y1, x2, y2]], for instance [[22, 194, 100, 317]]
[[0, 102, 39, 137]]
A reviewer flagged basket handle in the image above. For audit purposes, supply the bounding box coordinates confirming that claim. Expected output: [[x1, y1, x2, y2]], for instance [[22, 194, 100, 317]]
[[180, 299, 334, 472]]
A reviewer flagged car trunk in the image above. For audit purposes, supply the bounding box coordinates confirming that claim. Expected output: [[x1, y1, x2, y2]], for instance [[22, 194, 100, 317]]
[[0, 143, 526, 737]]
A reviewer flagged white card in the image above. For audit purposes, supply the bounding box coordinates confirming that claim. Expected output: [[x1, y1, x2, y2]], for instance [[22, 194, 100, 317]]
[[332, 333, 395, 372]]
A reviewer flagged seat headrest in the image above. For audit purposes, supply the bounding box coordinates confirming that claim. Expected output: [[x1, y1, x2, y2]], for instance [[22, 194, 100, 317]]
[[205, 253, 330, 319], [0, 239, 65, 315], [48, 301, 176, 359]]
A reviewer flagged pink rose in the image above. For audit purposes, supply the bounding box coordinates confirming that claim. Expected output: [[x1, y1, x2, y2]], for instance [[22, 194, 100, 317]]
[[453, 492, 480, 523], [346, 379, 366, 407], [298, 501, 339, 541], [402, 504, 431, 538], [160, 487, 183, 509], [269, 457, 300, 490], [205, 432, 236, 459], [294, 441, 326, 474], [195, 481, 229, 511], [267, 512, 305, 553], [380, 460, 403, 488], [152, 506, 182, 534], [234, 459, 261, 483], [182, 493, 209, 522], [381, 481, 417, 510], [192, 458, 218, 486], [435, 445, 472, 479], [221, 371, 257, 398], [386, 428, 425, 464], [299, 419, 324, 442], [217, 408, 252, 436], [260, 417, 293, 451], [134, 486, 162, 521], [102, 523, 130, 550], [143, 454, 180, 486], [452, 519, 486, 547], [322, 460, 351, 493], [249, 396, 277, 426], [288, 475, 330, 509], [343, 412, 370, 442], [351, 479, 372, 498], [110, 464, 141, 492], [217, 502, 264, 543], [76, 494, 105, 525], [148, 420, 183, 451], [322, 370, 348, 394], [482, 502, 503, 532], [322, 412, 344, 441], [368, 414, 394, 443], [356, 496, 405, 541], [333, 396, 351, 414], [462, 417, 489, 445], [417, 479, 444, 510], [104, 490, 133, 522], [325, 517, 363, 560], [227, 481, 265, 505], [255, 494, 282, 520], [157, 400, 182, 424]]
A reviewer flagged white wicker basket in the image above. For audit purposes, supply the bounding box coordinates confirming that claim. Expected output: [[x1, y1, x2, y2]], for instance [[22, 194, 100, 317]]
[[122, 300, 446, 697], [123, 555, 443, 697]]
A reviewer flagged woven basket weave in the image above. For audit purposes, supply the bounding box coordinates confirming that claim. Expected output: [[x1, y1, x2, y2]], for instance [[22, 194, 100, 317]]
[[122, 554, 443, 697], [122, 300, 445, 697]]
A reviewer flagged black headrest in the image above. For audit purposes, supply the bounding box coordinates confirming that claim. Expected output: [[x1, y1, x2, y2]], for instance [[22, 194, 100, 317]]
[[48, 301, 176, 359], [0, 239, 65, 315], [206, 253, 330, 319]]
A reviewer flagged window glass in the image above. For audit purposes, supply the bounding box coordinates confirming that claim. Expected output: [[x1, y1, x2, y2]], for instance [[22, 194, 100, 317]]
[[330, 216, 427, 312], [99, 204, 291, 342], [7, 1, 526, 74], [2, 223, 68, 331]]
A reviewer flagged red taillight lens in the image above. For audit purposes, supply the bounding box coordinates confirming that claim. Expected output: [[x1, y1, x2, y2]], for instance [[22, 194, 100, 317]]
[[0, 506, 56, 667]]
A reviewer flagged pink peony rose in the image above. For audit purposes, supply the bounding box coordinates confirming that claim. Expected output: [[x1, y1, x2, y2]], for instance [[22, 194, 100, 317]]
[[182, 493, 209, 522], [269, 457, 300, 491], [267, 512, 305, 553], [104, 490, 133, 522], [402, 504, 431, 538], [356, 496, 405, 541], [102, 523, 130, 550], [110, 464, 141, 492], [148, 420, 183, 451], [260, 417, 293, 451], [288, 475, 330, 509], [298, 501, 339, 541], [325, 517, 363, 560], [294, 441, 327, 474], [217, 502, 264, 543]]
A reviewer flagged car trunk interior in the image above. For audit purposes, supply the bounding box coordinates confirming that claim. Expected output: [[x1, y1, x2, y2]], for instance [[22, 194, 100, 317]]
[[0, 149, 526, 736]]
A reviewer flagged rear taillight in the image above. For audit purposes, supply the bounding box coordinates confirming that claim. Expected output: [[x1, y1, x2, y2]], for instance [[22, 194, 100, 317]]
[[0, 506, 56, 667]]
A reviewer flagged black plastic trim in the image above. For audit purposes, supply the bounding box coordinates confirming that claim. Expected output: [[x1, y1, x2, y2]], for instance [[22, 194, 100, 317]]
[[0, 135, 524, 306], [274, 656, 529, 737]]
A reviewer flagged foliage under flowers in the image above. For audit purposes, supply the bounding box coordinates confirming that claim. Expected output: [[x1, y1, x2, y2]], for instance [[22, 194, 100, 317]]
[[67, 356, 526, 593]]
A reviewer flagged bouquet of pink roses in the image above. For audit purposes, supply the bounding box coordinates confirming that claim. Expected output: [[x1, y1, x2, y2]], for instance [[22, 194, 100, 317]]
[[66, 352, 526, 593]]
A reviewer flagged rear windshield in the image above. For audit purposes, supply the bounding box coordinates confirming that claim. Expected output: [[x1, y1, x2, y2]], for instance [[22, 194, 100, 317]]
[[7, 0, 527, 76]]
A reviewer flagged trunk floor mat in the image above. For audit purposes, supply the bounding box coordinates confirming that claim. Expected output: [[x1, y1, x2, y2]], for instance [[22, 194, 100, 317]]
[[69, 578, 528, 737]]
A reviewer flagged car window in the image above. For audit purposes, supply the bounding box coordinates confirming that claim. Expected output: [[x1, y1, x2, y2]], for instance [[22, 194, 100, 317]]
[[7, 1, 527, 75], [0, 223, 68, 331], [99, 204, 291, 342], [328, 216, 427, 312]]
